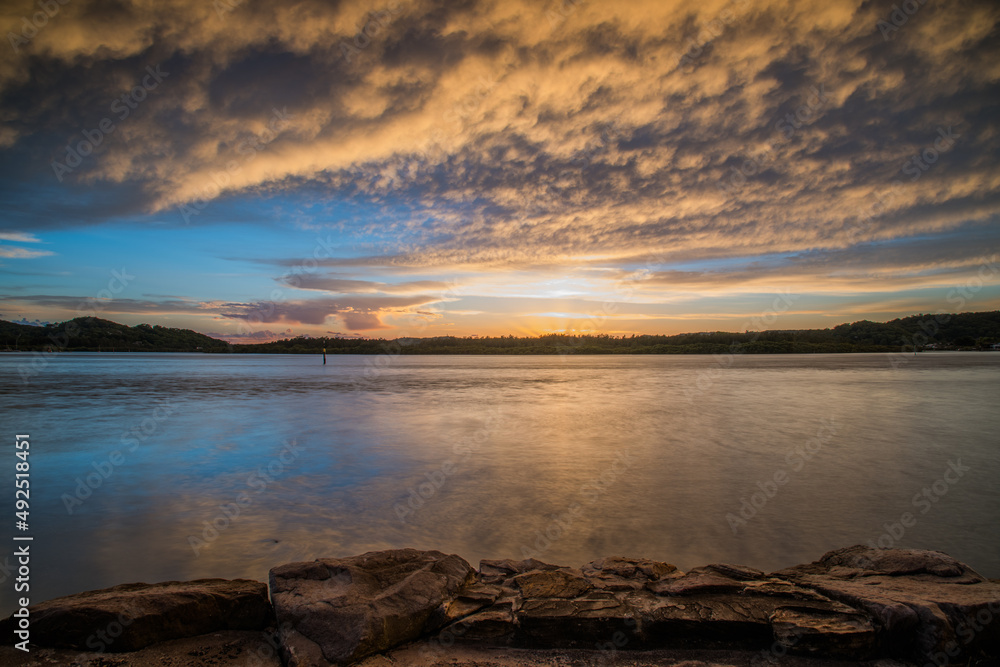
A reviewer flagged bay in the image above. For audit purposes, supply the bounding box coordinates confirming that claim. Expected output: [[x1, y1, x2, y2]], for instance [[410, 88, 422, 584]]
[[1, 351, 998, 616]]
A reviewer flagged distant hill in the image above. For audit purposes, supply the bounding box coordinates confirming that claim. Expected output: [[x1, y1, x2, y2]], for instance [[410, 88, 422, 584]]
[[1, 311, 998, 354], [0, 317, 230, 353]]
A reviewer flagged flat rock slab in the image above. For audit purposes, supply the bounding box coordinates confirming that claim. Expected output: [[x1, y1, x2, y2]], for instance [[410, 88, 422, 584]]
[[479, 558, 562, 584], [439, 557, 873, 655], [771, 606, 876, 657], [778, 545, 1000, 661], [0, 630, 281, 666], [514, 569, 593, 599], [269, 548, 474, 666], [794, 545, 980, 580], [648, 568, 747, 596], [581, 556, 679, 581], [6, 545, 999, 666], [0, 579, 271, 653]]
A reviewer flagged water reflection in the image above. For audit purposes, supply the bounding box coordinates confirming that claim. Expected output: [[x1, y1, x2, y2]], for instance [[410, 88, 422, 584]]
[[1, 351, 998, 615]]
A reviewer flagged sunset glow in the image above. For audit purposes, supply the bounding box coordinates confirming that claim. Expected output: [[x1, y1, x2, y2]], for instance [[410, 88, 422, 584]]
[[1, 0, 998, 341]]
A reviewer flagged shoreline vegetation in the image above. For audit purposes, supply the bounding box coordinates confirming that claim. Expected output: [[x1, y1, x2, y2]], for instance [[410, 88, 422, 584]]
[[1, 310, 998, 355]]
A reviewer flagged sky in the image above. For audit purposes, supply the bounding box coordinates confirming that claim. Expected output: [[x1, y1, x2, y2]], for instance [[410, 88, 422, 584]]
[[1, 0, 998, 343]]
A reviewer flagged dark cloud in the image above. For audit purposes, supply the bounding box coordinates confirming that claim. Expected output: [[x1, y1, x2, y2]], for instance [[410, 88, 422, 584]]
[[0, 0, 998, 294], [0, 295, 213, 314], [281, 273, 449, 294], [0, 291, 443, 331], [218, 294, 440, 329]]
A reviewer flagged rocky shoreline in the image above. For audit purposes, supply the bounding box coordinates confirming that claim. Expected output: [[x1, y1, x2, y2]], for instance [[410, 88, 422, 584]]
[[2, 545, 998, 666]]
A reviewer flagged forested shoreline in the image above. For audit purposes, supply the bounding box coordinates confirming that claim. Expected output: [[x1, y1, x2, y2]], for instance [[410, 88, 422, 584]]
[[2, 311, 999, 354]]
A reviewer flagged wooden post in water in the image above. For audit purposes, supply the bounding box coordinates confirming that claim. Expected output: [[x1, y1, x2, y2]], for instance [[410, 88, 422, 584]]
[[323, 347, 326, 365]]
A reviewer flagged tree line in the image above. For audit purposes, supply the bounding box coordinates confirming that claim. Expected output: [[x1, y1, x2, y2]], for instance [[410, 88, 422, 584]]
[[2, 311, 998, 354]]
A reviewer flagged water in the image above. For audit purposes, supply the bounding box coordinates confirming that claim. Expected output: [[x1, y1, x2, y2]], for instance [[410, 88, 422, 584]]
[[1, 351, 998, 615]]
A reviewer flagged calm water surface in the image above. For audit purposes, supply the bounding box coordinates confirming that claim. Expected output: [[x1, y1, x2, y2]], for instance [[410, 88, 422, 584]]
[[1, 352, 998, 615]]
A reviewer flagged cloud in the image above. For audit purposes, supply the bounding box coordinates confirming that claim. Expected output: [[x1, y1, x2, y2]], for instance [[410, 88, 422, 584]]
[[0, 232, 42, 243], [0, 0, 998, 305], [0, 291, 442, 331], [0, 294, 222, 315], [0, 246, 55, 258], [340, 311, 388, 330], [218, 294, 440, 329], [630, 227, 1000, 294], [281, 273, 450, 294]]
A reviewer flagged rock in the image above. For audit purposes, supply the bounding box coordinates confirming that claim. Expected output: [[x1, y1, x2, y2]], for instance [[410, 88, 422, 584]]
[[13, 546, 996, 665], [269, 548, 474, 666], [433, 599, 521, 646], [782, 544, 984, 582], [771, 606, 876, 656], [517, 596, 638, 647], [581, 557, 680, 592], [705, 563, 766, 581], [0, 579, 271, 652], [513, 569, 593, 599], [778, 545, 1000, 662], [647, 568, 745, 596], [479, 558, 561, 584], [427, 582, 501, 628], [636, 589, 776, 648], [739, 579, 835, 602], [581, 556, 678, 581], [634, 574, 874, 655]]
